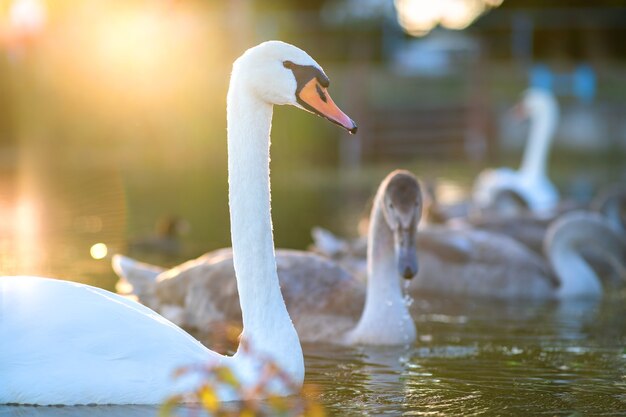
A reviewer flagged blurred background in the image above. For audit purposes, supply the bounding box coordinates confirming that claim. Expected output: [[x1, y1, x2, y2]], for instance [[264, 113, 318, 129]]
[[0, 0, 624, 289]]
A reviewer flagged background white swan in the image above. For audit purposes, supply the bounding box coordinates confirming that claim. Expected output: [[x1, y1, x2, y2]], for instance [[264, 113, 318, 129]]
[[114, 170, 422, 346], [472, 88, 560, 216], [0, 40, 356, 405]]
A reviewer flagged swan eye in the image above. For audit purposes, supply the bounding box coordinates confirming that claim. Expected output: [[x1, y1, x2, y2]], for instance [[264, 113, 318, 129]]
[[283, 60, 294, 69]]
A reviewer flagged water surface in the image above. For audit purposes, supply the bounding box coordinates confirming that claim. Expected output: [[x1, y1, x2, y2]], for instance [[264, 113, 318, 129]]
[[3, 293, 624, 416], [307, 293, 626, 415]]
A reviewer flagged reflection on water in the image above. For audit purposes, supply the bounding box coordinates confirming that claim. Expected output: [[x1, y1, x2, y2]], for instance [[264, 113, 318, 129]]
[[0, 405, 161, 417], [0, 165, 128, 289], [306, 294, 626, 416]]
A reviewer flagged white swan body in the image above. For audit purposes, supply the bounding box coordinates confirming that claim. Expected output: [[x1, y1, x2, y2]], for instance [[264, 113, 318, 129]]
[[114, 171, 421, 346], [1, 276, 220, 405], [0, 40, 356, 405], [473, 88, 560, 215]]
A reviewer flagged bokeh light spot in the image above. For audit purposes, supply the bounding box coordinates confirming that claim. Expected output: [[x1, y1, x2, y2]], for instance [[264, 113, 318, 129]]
[[90, 243, 108, 260]]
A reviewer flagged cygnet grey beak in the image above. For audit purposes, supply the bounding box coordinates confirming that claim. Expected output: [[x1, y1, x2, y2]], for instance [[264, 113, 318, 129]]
[[397, 244, 418, 280]]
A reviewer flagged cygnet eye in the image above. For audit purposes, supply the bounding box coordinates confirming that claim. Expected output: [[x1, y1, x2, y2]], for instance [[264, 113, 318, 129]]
[[283, 60, 294, 69]]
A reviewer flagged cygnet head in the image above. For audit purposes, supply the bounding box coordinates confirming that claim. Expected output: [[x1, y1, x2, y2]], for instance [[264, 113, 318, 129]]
[[231, 41, 357, 133], [513, 88, 559, 121], [380, 170, 422, 280]]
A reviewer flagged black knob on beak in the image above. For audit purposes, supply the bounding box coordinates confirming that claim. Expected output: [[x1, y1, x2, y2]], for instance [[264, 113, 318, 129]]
[[398, 244, 418, 280], [402, 266, 416, 280]]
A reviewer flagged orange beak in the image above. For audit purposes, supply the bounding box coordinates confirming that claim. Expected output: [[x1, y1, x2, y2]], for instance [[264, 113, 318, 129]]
[[298, 79, 357, 134]]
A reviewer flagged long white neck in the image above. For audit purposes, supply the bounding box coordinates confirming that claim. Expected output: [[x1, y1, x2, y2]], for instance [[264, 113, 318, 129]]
[[519, 106, 557, 181], [347, 190, 416, 345], [226, 74, 303, 381]]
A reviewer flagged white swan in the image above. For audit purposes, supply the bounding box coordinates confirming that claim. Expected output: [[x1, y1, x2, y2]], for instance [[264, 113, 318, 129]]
[[472, 88, 560, 216], [114, 170, 422, 346], [0, 40, 357, 405]]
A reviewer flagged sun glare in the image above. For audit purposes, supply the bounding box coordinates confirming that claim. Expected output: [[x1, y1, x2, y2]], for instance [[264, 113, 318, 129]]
[[441, 0, 485, 30], [37, 0, 221, 120], [13, 195, 42, 272], [93, 7, 167, 88], [395, 0, 440, 37], [395, 0, 503, 37], [8, 0, 46, 33]]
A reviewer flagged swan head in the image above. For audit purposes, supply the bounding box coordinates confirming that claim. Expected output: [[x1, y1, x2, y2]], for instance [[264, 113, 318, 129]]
[[380, 170, 422, 280], [231, 41, 357, 133], [513, 88, 559, 122]]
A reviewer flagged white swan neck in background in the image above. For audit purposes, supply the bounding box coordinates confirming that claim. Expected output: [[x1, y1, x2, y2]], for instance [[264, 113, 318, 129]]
[[518, 94, 559, 183]]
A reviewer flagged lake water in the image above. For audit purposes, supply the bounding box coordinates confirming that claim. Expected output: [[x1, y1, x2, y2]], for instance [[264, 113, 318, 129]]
[[2, 292, 625, 416], [309, 294, 626, 416]]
